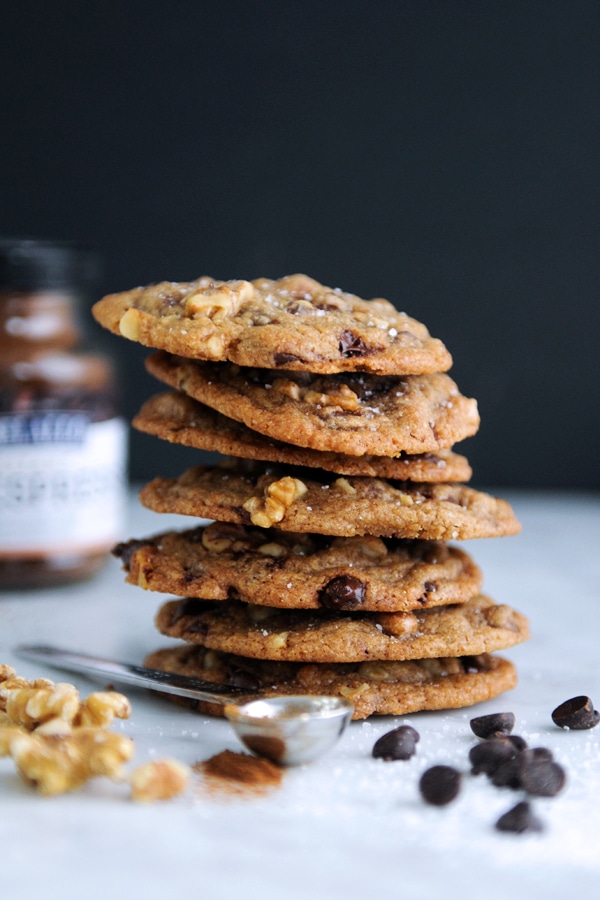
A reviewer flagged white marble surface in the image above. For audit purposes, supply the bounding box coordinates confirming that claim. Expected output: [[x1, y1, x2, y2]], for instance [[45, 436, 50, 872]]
[[1, 489, 600, 900]]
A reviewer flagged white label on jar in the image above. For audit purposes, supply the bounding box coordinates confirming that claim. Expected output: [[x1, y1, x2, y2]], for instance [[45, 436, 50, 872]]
[[0, 414, 128, 555]]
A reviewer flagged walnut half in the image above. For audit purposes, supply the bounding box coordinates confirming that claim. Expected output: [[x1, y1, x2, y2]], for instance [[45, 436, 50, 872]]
[[243, 476, 308, 527]]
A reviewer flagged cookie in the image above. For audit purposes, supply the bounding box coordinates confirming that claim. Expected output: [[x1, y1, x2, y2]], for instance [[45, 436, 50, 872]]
[[154, 595, 530, 663], [92, 273, 453, 375], [138, 461, 522, 540], [113, 524, 483, 611], [145, 351, 480, 457], [133, 391, 473, 482], [143, 645, 518, 720]]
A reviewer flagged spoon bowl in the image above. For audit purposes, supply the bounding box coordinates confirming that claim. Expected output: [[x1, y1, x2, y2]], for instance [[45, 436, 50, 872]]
[[225, 695, 353, 766]]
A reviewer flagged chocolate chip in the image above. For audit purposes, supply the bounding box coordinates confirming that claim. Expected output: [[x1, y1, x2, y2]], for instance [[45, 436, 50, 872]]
[[419, 765, 462, 806], [226, 668, 261, 691], [461, 656, 485, 673], [338, 330, 370, 357], [372, 725, 420, 761], [552, 695, 600, 730], [490, 754, 525, 790], [111, 538, 152, 569], [495, 801, 544, 834], [531, 746, 554, 761], [470, 712, 515, 739], [469, 738, 519, 776], [273, 352, 302, 366], [170, 598, 205, 623], [519, 755, 566, 797], [317, 575, 367, 610], [506, 734, 528, 752], [490, 748, 566, 796]]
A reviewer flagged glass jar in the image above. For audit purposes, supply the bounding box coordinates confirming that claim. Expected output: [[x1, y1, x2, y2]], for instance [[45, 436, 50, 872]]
[[0, 238, 127, 588]]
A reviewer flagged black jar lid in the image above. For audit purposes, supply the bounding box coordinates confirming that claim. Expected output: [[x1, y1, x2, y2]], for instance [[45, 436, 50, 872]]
[[0, 238, 99, 291]]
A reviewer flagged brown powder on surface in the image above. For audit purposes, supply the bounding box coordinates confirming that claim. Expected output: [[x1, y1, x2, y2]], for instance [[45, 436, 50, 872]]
[[194, 749, 284, 798]]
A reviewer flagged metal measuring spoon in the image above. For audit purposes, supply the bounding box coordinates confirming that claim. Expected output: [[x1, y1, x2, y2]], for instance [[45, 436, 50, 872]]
[[15, 644, 353, 766]]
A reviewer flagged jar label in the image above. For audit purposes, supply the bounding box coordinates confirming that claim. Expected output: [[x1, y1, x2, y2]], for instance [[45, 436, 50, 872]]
[[0, 414, 128, 555]]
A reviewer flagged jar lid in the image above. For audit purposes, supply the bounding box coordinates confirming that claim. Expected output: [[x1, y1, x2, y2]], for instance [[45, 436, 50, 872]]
[[0, 238, 100, 290]]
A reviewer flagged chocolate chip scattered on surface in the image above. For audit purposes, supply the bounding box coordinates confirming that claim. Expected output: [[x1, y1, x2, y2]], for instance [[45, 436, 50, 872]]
[[495, 800, 544, 835], [419, 765, 462, 806], [469, 737, 520, 776], [372, 725, 420, 761], [552, 695, 600, 730], [470, 711, 515, 739]]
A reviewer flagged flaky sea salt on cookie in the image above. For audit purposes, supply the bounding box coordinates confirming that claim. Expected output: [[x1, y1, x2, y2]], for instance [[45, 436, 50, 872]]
[[145, 352, 479, 457], [113, 526, 483, 612], [143, 645, 518, 720], [133, 391, 473, 482], [155, 595, 529, 664], [92, 273, 452, 375], [138, 461, 522, 540]]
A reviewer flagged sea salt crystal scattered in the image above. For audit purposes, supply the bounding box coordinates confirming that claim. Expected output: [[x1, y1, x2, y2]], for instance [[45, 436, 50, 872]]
[[388, 327, 398, 337]]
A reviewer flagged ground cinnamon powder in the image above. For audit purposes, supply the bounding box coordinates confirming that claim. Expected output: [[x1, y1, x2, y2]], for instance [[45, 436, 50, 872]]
[[195, 749, 284, 798]]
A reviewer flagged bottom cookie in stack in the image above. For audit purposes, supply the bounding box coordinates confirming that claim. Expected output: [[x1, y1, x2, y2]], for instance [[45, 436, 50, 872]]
[[142, 646, 520, 722], [114, 517, 529, 720]]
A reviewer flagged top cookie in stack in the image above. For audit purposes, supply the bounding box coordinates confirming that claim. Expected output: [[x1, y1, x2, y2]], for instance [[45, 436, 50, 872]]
[[93, 273, 527, 720]]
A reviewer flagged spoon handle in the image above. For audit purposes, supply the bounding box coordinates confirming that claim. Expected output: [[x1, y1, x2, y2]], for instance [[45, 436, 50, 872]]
[[15, 644, 259, 706]]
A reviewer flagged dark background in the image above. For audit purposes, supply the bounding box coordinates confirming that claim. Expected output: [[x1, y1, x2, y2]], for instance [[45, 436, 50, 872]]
[[2, 1, 599, 489]]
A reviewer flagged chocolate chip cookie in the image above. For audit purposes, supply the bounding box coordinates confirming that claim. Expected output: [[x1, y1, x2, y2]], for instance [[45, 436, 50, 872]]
[[143, 644, 518, 720], [154, 595, 530, 663], [92, 273, 453, 375], [133, 391, 473, 482], [113, 524, 483, 611], [138, 461, 522, 540], [145, 351, 480, 457]]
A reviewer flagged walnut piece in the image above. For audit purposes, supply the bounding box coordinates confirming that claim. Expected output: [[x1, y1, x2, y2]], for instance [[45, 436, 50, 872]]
[[9, 729, 134, 796], [484, 603, 515, 629], [75, 691, 132, 728], [5, 683, 80, 729], [256, 542, 287, 558], [130, 758, 190, 803], [119, 308, 141, 340], [243, 476, 308, 527], [272, 378, 301, 401], [376, 612, 419, 636], [303, 384, 359, 411], [333, 477, 357, 496], [184, 280, 254, 321], [201, 522, 250, 554], [333, 535, 388, 559]]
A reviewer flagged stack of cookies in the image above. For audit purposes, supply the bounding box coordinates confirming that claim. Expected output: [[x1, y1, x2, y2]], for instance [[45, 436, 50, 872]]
[[92, 274, 528, 720]]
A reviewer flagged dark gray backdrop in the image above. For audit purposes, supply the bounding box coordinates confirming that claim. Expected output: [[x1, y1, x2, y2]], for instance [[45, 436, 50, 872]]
[[2, 1, 599, 488]]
